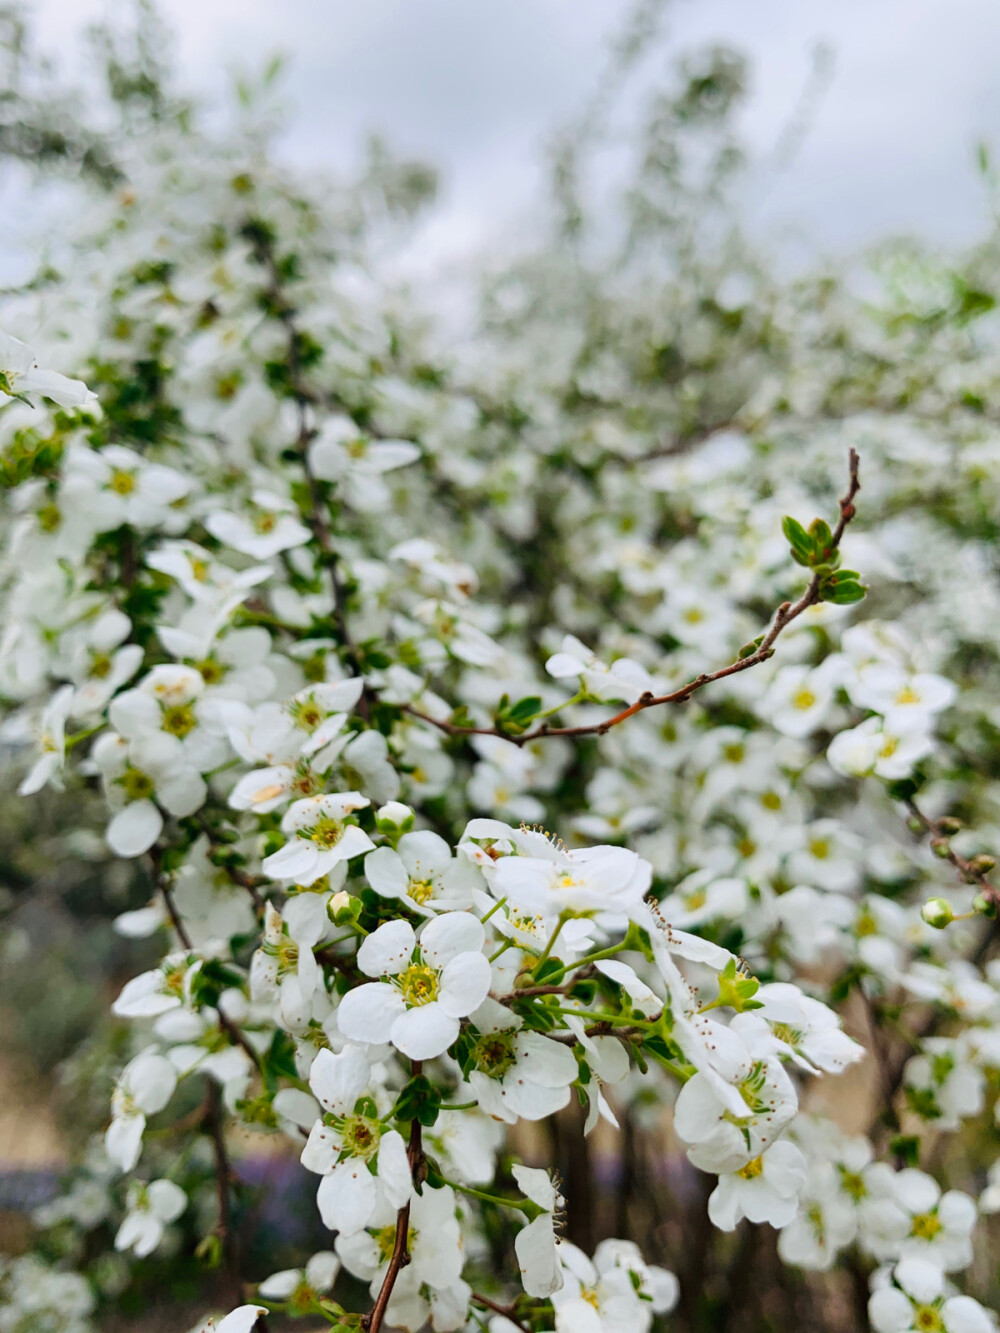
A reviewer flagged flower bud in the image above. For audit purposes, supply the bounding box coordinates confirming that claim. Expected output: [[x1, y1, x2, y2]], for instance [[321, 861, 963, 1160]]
[[930, 838, 952, 859], [376, 801, 414, 833], [936, 816, 963, 835], [327, 890, 359, 926], [970, 853, 997, 874], [973, 892, 998, 918], [921, 898, 954, 929]]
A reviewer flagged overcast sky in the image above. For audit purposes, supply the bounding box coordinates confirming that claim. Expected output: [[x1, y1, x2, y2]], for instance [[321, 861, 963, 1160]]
[[26, 0, 1000, 266]]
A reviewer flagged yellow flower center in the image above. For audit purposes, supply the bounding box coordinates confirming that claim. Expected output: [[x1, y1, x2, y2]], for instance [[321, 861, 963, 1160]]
[[341, 1113, 381, 1160], [910, 1211, 942, 1240], [109, 469, 136, 495], [195, 656, 227, 685], [302, 815, 344, 850], [738, 1155, 764, 1179], [397, 963, 439, 1007], [913, 1306, 943, 1332], [89, 651, 113, 680], [37, 503, 61, 532], [580, 1288, 600, 1310], [408, 877, 435, 905], [161, 703, 197, 737], [119, 767, 155, 801]]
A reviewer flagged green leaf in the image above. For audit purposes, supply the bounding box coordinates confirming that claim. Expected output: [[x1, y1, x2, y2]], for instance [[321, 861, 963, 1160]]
[[889, 1134, 922, 1167], [781, 515, 813, 557], [494, 694, 542, 736], [394, 1074, 441, 1127]]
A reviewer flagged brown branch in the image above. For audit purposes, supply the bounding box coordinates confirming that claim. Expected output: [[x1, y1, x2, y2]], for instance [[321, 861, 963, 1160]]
[[204, 1079, 243, 1308], [864, 798, 1000, 1140], [363, 1062, 426, 1333], [471, 1292, 530, 1331], [903, 798, 999, 912], [405, 449, 861, 747], [150, 850, 264, 1076]]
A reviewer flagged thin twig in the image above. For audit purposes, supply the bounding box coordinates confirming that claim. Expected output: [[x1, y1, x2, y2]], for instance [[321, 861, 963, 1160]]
[[405, 450, 861, 747], [471, 1292, 531, 1331], [363, 1062, 426, 1333], [151, 850, 264, 1075], [204, 1079, 243, 1308]]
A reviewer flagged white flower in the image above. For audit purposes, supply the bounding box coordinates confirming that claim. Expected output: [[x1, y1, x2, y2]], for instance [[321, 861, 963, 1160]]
[[335, 1183, 464, 1307], [778, 1159, 859, 1270], [299, 1045, 411, 1235], [112, 952, 196, 1018], [551, 1238, 677, 1333], [490, 841, 652, 922], [708, 1139, 808, 1231], [903, 1037, 984, 1130], [262, 792, 374, 886], [257, 1251, 340, 1303], [17, 684, 74, 795], [869, 1258, 993, 1333], [753, 984, 865, 1074], [848, 664, 957, 734], [308, 415, 420, 511], [545, 633, 660, 704], [93, 729, 207, 858], [672, 1016, 799, 1173], [105, 1050, 177, 1171], [827, 716, 935, 780], [0, 329, 95, 407], [512, 1165, 565, 1299], [764, 662, 838, 738], [336, 912, 491, 1059], [365, 830, 480, 915], [860, 1168, 977, 1272], [464, 997, 578, 1123], [206, 489, 312, 559], [248, 901, 320, 1030], [114, 1178, 186, 1257], [62, 443, 190, 530]]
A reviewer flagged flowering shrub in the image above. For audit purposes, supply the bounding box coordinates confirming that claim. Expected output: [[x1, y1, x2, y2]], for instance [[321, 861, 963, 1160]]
[[4, 7, 1000, 1333]]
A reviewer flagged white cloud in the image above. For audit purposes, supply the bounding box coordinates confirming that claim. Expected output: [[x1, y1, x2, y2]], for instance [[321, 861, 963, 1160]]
[[23, 0, 1000, 257]]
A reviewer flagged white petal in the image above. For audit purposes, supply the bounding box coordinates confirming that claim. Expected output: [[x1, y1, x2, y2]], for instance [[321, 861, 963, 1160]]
[[107, 801, 163, 858], [337, 983, 406, 1045], [257, 1270, 302, 1300], [105, 1114, 144, 1171], [317, 1160, 377, 1235], [216, 1306, 268, 1333], [262, 840, 319, 881], [365, 847, 409, 898], [420, 912, 485, 968], [390, 1003, 459, 1059], [438, 952, 492, 1018], [511, 1164, 558, 1211], [300, 1122, 340, 1175], [309, 1045, 371, 1116], [377, 1130, 413, 1210], [148, 1179, 187, 1223], [514, 1214, 563, 1298], [358, 919, 415, 977]]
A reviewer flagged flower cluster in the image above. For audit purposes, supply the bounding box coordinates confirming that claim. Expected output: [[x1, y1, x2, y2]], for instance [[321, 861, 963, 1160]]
[[3, 14, 1000, 1333]]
